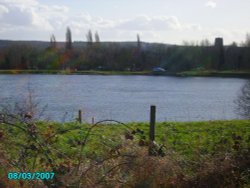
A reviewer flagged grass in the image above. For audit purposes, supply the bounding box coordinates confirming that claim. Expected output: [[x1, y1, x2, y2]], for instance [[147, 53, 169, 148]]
[[0, 119, 250, 187]]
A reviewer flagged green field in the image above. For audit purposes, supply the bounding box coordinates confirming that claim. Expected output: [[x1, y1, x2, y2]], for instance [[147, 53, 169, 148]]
[[0, 119, 249, 187]]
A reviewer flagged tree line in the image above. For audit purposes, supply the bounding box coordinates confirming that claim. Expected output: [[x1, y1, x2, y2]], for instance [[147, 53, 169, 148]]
[[0, 27, 250, 72]]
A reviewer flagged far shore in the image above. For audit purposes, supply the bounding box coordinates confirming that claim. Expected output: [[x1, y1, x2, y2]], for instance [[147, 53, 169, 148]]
[[0, 69, 250, 78]]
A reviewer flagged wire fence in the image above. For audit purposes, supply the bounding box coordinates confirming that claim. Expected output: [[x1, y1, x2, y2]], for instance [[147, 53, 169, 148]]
[[74, 105, 250, 157]]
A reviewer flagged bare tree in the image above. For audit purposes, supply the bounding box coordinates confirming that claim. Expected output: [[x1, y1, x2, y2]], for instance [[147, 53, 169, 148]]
[[182, 40, 198, 46], [0, 87, 48, 121], [200, 38, 211, 46], [230, 41, 238, 47], [245, 33, 250, 47], [236, 80, 250, 119]]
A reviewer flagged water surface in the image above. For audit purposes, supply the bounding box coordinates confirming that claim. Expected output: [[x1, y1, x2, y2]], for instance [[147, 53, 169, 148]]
[[0, 75, 246, 122]]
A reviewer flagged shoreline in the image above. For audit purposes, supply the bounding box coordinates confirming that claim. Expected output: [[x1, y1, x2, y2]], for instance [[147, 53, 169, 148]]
[[0, 69, 250, 78]]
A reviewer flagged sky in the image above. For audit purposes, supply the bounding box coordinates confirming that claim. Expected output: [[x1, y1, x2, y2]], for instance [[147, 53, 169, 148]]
[[0, 0, 249, 45]]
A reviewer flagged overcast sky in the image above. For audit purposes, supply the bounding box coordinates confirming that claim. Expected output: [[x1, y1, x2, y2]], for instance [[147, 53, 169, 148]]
[[0, 0, 249, 44]]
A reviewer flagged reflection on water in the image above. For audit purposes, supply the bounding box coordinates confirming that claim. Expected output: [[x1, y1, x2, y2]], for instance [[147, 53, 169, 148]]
[[0, 75, 246, 122]]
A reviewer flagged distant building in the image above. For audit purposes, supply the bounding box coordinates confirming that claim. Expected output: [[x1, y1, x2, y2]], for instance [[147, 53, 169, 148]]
[[215, 37, 223, 47], [214, 37, 225, 70]]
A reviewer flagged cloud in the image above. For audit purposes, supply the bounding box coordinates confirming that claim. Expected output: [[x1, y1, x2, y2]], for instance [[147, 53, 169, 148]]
[[60, 14, 202, 43], [1, 6, 34, 26], [117, 15, 182, 31], [0, 0, 205, 43], [51, 5, 69, 13], [115, 15, 201, 33], [0, 0, 38, 11], [4, 0, 244, 44], [0, 0, 63, 31], [0, 5, 9, 15], [202, 28, 248, 44], [205, 1, 217, 8]]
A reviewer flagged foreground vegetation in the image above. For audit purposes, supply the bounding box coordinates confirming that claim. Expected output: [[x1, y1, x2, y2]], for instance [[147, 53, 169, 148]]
[[0, 117, 249, 187]]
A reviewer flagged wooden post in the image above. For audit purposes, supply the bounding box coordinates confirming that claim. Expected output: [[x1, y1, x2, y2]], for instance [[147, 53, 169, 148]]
[[150, 105, 156, 142], [78, 110, 82, 123], [149, 105, 156, 156], [92, 117, 95, 125]]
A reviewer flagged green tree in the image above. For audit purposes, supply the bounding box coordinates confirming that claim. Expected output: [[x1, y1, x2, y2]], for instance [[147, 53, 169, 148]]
[[95, 31, 100, 43], [50, 34, 57, 49], [65, 27, 72, 50], [2, 43, 34, 69], [137, 34, 141, 50], [86, 30, 93, 46]]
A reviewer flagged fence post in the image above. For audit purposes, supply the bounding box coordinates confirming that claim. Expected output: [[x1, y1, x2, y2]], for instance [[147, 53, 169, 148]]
[[78, 110, 82, 123], [149, 105, 156, 155], [150, 105, 156, 141]]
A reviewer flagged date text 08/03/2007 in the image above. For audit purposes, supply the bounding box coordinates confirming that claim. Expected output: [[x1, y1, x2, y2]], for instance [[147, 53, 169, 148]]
[[8, 172, 55, 180]]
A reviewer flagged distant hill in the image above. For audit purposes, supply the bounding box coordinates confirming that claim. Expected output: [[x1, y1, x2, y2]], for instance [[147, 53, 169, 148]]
[[0, 40, 50, 49], [0, 40, 173, 50]]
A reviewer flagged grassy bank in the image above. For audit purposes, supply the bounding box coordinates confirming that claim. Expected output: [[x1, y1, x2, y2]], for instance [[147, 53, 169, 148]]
[[0, 69, 151, 75], [177, 70, 250, 78], [0, 119, 249, 187]]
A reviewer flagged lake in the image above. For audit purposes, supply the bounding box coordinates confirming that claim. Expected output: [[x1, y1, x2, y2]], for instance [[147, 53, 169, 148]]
[[0, 74, 247, 122]]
